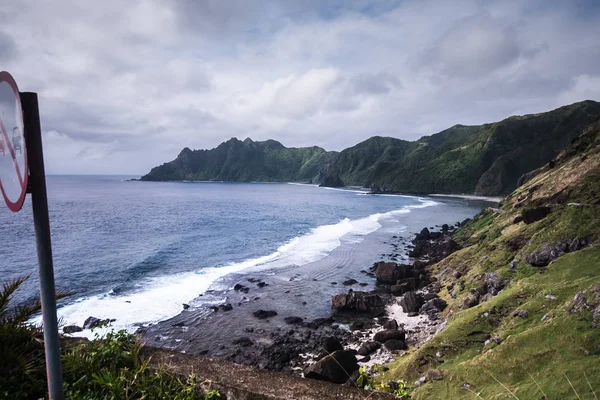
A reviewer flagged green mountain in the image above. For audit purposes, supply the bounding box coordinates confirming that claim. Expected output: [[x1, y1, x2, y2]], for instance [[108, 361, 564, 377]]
[[388, 119, 600, 399], [141, 100, 600, 195], [141, 138, 338, 183], [336, 100, 600, 195]]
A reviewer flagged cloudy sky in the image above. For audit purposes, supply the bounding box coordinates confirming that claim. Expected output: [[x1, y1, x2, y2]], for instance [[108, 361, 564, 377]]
[[1, 0, 599, 175]]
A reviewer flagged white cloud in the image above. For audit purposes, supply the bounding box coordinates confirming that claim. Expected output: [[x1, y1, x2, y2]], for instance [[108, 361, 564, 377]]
[[0, 0, 598, 174]]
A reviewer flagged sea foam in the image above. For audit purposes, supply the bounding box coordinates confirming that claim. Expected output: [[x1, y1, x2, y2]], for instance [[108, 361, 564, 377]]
[[42, 198, 437, 338]]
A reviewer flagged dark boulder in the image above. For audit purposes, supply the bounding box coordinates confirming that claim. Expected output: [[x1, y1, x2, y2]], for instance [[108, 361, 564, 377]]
[[513, 309, 529, 318], [374, 329, 406, 343], [484, 272, 505, 296], [419, 297, 447, 315], [461, 292, 480, 309], [416, 228, 431, 240], [182, 303, 190, 310], [253, 310, 278, 319], [384, 339, 407, 351], [521, 206, 552, 224], [219, 303, 233, 312], [375, 262, 412, 284], [331, 291, 385, 317], [284, 316, 303, 325], [383, 319, 398, 330], [357, 341, 380, 356], [526, 244, 554, 267], [83, 316, 114, 330], [400, 291, 424, 314], [63, 325, 83, 334], [323, 336, 344, 354], [232, 337, 253, 347], [304, 350, 359, 384], [440, 239, 460, 257], [342, 279, 358, 286]]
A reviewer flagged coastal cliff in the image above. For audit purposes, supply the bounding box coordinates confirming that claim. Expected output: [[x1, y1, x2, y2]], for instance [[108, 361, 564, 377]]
[[142, 100, 600, 195], [384, 121, 600, 398]]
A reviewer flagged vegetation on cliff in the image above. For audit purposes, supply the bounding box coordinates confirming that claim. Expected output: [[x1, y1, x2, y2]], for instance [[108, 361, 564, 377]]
[[142, 101, 600, 195], [141, 138, 337, 183], [385, 121, 600, 398]]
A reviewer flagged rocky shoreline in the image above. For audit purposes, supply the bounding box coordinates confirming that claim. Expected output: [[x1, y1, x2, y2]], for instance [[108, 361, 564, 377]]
[[190, 221, 466, 386], [69, 216, 472, 387]]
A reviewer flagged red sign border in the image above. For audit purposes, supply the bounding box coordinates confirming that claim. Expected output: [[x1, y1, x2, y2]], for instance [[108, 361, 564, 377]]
[[0, 71, 28, 212]]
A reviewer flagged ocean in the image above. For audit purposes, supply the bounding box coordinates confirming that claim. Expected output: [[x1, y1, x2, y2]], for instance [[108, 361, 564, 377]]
[[0, 175, 488, 341]]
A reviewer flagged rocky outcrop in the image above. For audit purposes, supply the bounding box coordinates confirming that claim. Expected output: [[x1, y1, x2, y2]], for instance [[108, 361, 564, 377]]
[[374, 329, 406, 343], [521, 206, 552, 224], [317, 163, 345, 188], [357, 341, 380, 356], [526, 237, 591, 267], [374, 262, 413, 284], [322, 337, 344, 354], [419, 298, 447, 316], [400, 291, 424, 314], [331, 291, 385, 317], [83, 316, 115, 330], [384, 339, 407, 351], [304, 350, 359, 384], [63, 325, 83, 334]]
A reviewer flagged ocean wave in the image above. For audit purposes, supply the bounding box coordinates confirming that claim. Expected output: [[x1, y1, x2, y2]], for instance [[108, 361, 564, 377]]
[[43, 198, 438, 338]]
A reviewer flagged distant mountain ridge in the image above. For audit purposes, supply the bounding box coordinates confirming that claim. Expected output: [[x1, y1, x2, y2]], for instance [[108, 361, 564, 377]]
[[141, 100, 600, 195]]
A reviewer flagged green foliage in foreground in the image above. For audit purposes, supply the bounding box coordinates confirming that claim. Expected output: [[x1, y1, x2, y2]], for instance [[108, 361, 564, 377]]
[[357, 364, 411, 398], [0, 277, 217, 400], [63, 330, 206, 400]]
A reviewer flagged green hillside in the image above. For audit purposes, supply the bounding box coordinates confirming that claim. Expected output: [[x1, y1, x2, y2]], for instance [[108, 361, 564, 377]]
[[141, 138, 338, 183], [142, 100, 600, 195], [385, 121, 600, 398], [336, 100, 600, 195]]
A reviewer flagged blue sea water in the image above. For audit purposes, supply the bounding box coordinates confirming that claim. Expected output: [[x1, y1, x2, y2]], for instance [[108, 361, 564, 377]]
[[0, 176, 486, 336]]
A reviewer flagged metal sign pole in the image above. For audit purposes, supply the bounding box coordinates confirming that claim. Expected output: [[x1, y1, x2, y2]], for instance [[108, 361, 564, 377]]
[[21, 92, 64, 400]]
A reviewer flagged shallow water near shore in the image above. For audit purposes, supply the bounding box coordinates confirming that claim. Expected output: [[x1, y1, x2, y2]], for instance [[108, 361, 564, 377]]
[[0, 176, 489, 340]]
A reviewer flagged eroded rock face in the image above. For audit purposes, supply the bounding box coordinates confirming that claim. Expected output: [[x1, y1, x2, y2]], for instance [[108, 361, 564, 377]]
[[304, 350, 359, 384], [484, 272, 505, 296], [461, 292, 480, 309], [526, 238, 590, 267], [521, 206, 552, 224], [400, 291, 424, 314], [374, 262, 413, 284], [331, 291, 385, 317], [419, 298, 447, 315]]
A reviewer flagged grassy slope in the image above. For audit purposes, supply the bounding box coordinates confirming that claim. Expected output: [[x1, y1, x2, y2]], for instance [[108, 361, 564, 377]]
[[386, 122, 600, 399]]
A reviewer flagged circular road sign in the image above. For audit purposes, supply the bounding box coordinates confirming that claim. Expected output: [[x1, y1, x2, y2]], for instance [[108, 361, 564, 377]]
[[0, 71, 28, 212]]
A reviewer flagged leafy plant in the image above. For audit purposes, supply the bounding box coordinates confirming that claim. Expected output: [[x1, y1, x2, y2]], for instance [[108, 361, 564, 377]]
[[0, 276, 220, 400], [0, 276, 71, 400], [62, 329, 206, 399], [357, 364, 411, 398]]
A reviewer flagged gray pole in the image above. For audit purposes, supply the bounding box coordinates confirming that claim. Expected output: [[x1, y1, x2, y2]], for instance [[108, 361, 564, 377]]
[[21, 92, 64, 400]]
